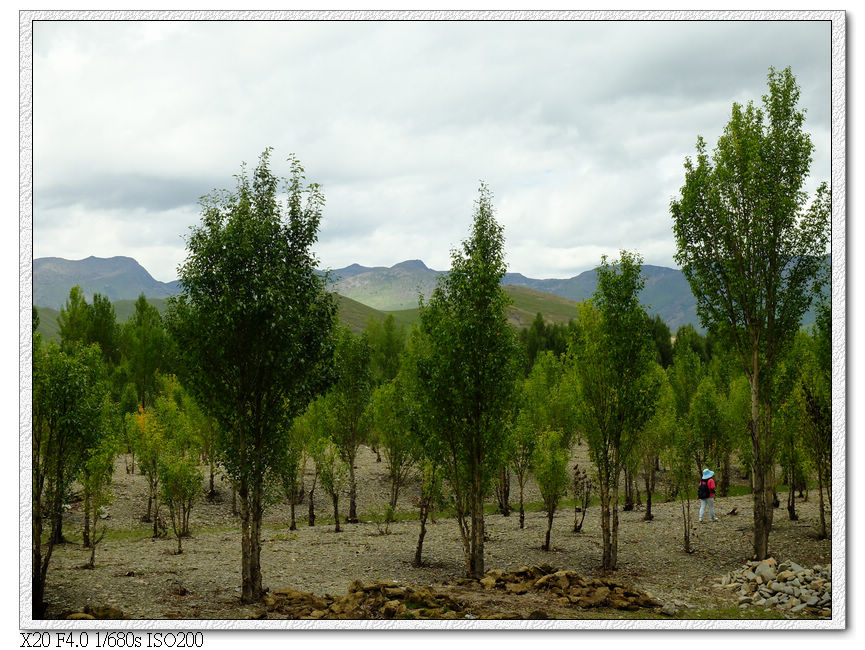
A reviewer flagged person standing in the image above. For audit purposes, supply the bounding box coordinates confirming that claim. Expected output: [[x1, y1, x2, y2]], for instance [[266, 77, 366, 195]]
[[698, 468, 719, 522]]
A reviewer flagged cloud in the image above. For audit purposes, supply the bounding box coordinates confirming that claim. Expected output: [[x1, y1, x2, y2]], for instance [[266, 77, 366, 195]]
[[32, 18, 833, 280]]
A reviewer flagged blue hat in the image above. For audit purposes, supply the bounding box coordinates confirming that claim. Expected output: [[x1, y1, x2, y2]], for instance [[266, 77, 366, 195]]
[[702, 469, 714, 480]]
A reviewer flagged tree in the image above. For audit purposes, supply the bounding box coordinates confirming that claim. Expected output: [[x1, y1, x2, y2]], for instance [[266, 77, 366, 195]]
[[801, 301, 831, 537], [569, 464, 593, 533], [32, 339, 105, 617], [122, 295, 168, 409], [82, 417, 118, 569], [636, 362, 675, 521], [416, 183, 520, 578], [280, 417, 309, 531], [566, 251, 659, 571], [57, 286, 91, 349], [512, 350, 563, 529], [160, 452, 202, 554], [89, 293, 121, 365], [328, 327, 374, 523], [671, 67, 831, 559], [366, 313, 407, 385], [533, 429, 570, 551], [368, 377, 419, 512], [412, 458, 445, 567], [165, 149, 337, 602], [128, 404, 164, 535], [650, 314, 674, 369], [311, 431, 349, 533]]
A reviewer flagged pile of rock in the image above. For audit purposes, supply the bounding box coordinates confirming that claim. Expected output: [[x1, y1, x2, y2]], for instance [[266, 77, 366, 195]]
[[65, 605, 126, 620], [261, 581, 468, 620], [713, 558, 831, 618], [476, 565, 661, 612]]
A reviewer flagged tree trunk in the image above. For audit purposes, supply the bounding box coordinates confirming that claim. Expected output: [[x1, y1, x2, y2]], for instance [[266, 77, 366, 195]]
[[787, 481, 798, 521], [470, 494, 485, 578], [289, 502, 296, 531], [610, 473, 620, 570], [389, 478, 399, 512], [643, 471, 654, 521], [519, 482, 525, 530], [750, 359, 773, 560], [82, 476, 91, 548], [599, 475, 612, 570], [144, 494, 152, 523], [543, 511, 553, 551], [681, 497, 691, 553], [816, 467, 827, 540], [239, 476, 264, 603], [414, 504, 429, 567], [232, 485, 238, 517], [622, 468, 634, 511], [308, 474, 317, 527], [496, 466, 511, 516], [207, 462, 215, 501], [331, 493, 341, 533], [347, 454, 358, 524], [152, 498, 160, 538]]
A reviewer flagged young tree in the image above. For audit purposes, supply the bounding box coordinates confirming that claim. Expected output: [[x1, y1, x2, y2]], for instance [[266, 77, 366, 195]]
[[128, 405, 164, 535], [367, 377, 419, 512], [122, 295, 168, 409], [566, 252, 659, 571], [533, 429, 570, 551], [88, 293, 121, 365], [413, 458, 445, 567], [32, 340, 105, 616], [82, 419, 118, 569], [512, 350, 563, 529], [280, 418, 309, 531], [328, 327, 374, 523], [802, 302, 831, 538], [636, 363, 675, 521], [311, 432, 349, 533], [160, 453, 203, 554], [416, 184, 520, 578], [570, 464, 593, 533], [366, 313, 407, 385], [671, 67, 830, 559], [166, 149, 337, 602], [57, 286, 91, 349]]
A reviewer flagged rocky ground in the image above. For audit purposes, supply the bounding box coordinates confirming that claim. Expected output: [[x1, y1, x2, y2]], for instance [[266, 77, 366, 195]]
[[41, 445, 833, 621]]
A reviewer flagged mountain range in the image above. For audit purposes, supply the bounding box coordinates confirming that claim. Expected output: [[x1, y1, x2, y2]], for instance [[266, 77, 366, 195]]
[[34, 255, 707, 332]]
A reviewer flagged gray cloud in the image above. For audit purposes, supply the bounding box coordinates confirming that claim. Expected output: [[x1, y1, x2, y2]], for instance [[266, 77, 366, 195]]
[[32, 18, 833, 283]]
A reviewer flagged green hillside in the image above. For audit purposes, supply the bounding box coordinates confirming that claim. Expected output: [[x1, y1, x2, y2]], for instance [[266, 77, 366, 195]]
[[35, 294, 415, 342]]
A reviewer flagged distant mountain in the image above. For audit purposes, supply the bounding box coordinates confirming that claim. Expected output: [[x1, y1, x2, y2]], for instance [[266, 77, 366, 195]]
[[34, 256, 181, 309], [327, 260, 703, 331], [327, 259, 445, 312], [33, 255, 823, 334]]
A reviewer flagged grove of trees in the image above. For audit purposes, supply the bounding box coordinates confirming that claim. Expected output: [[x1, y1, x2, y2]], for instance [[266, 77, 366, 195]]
[[31, 66, 831, 616]]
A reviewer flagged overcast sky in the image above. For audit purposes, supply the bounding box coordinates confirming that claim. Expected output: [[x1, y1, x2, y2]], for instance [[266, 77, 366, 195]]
[[31, 17, 832, 282]]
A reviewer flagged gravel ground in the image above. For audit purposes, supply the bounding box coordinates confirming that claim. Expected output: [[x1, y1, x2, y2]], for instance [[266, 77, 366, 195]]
[[41, 446, 832, 620]]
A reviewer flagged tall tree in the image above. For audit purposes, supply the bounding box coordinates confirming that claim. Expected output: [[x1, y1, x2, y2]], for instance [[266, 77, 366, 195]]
[[566, 251, 659, 571], [165, 149, 337, 602], [416, 183, 520, 578], [671, 67, 830, 559]]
